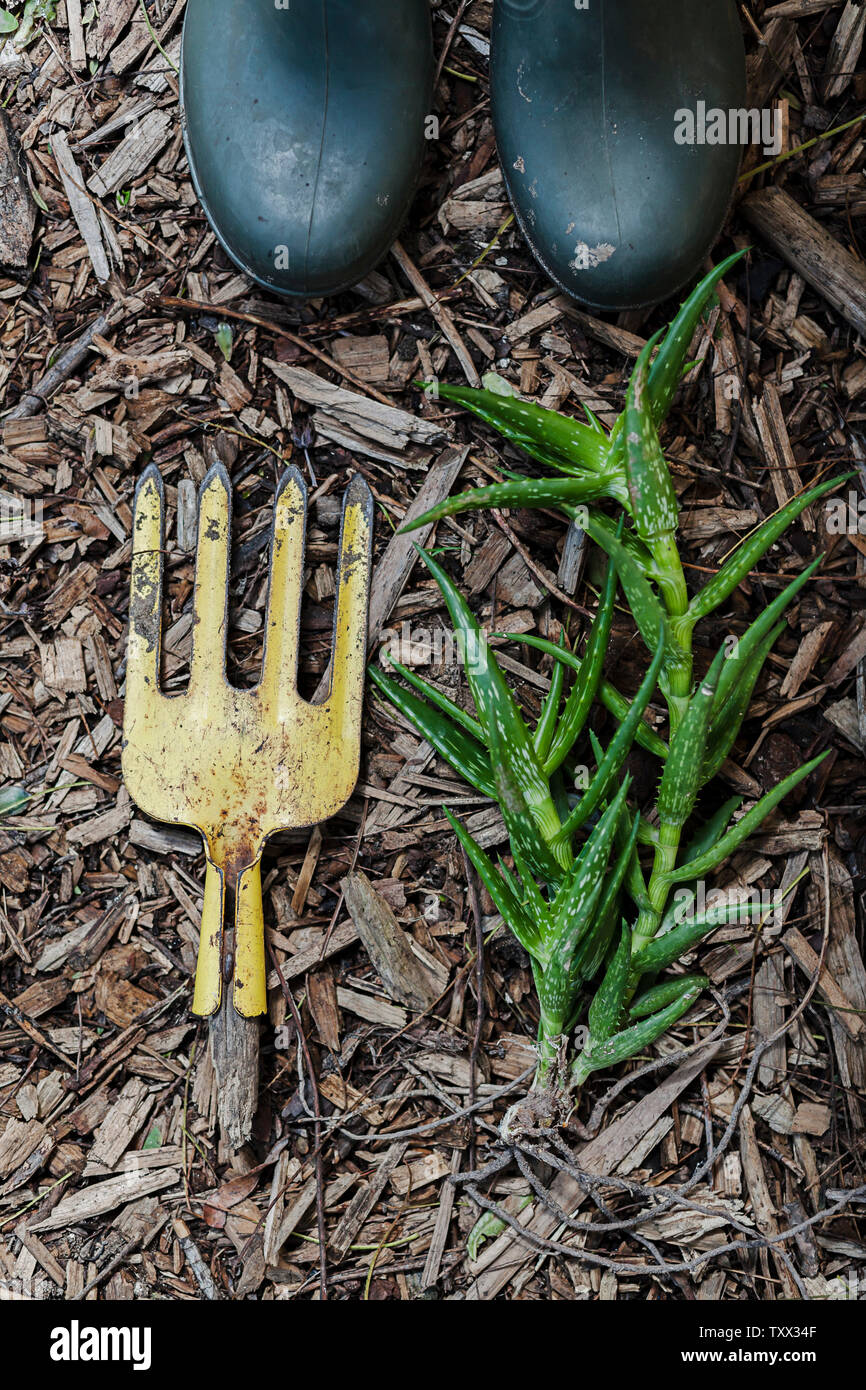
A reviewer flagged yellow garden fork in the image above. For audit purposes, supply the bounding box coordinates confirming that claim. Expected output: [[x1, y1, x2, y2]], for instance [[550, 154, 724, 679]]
[[122, 462, 373, 1018]]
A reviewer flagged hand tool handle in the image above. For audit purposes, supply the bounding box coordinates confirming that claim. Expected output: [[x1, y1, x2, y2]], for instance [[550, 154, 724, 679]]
[[192, 859, 224, 1016], [192, 857, 267, 1017], [234, 859, 267, 1017]]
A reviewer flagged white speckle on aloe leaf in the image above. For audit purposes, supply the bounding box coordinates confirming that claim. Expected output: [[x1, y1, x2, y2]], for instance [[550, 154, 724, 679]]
[[513, 155, 526, 173], [570, 241, 616, 271]]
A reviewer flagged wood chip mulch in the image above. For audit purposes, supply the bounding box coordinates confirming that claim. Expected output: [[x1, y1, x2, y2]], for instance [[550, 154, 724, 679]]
[[0, 0, 865, 1301]]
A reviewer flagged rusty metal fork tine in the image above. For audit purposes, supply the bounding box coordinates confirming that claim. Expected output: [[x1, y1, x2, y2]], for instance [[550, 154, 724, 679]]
[[328, 474, 374, 722], [189, 463, 232, 692], [261, 466, 306, 706], [127, 463, 165, 709]]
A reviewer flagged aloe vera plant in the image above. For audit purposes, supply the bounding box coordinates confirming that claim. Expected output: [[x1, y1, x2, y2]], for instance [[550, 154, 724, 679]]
[[371, 259, 843, 1130]]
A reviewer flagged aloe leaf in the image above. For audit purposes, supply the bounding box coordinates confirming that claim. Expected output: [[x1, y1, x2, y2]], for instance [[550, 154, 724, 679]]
[[633, 902, 766, 973], [417, 547, 565, 859], [368, 664, 496, 798], [399, 473, 617, 534], [683, 797, 744, 864], [645, 251, 746, 428], [712, 556, 823, 717], [655, 798, 744, 937], [550, 782, 630, 963], [533, 639, 565, 761], [588, 923, 632, 1042], [444, 808, 543, 959], [581, 402, 607, 435], [660, 752, 829, 885], [487, 712, 568, 884], [381, 652, 484, 740], [597, 681, 669, 759], [624, 331, 679, 544], [495, 632, 668, 760], [553, 626, 666, 846], [686, 476, 851, 625], [538, 953, 581, 1035], [575, 977, 705, 1080], [509, 844, 552, 932], [657, 645, 727, 832], [581, 505, 654, 570], [701, 621, 785, 785], [605, 253, 746, 473], [637, 818, 659, 845], [570, 814, 641, 987], [628, 973, 709, 1020], [581, 514, 672, 669], [544, 552, 618, 773], [426, 382, 611, 474]]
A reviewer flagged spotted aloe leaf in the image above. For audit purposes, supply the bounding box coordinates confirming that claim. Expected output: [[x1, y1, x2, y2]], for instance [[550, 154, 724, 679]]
[[485, 708, 568, 885], [681, 796, 744, 865], [421, 381, 611, 475], [549, 782, 630, 967], [495, 632, 669, 760], [399, 472, 622, 534], [651, 797, 744, 942], [444, 808, 543, 960], [568, 814, 641, 994], [574, 975, 705, 1083], [701, 621, 785, 785], [552, 626, 666, 847], [533, 638, 565, 761], [641, 249, 747, 430], [380, 651, 484, 739], [580, 514, 673, 673], [686, 476, 851, 626], [604, 250, 747, 472], [623, 331, 679, 545], [629, 973, 709, 1021], [416, 546, 567, 866], [659, 752, 830, 886], [543, 550, 618, 774], [588, 923, 631, 1043], [632, 904, 765, 975], [712, 555, 823, 717], [368, 664, 496, 799], [508, 844, 552, 934], [656, 645, 727, 833]]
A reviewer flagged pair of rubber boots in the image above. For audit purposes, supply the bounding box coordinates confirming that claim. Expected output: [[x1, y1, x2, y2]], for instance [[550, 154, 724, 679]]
[[181, 1, 745, 311]]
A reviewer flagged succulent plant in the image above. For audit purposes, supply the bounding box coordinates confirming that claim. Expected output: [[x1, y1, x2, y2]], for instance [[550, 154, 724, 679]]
[[371, 259, 845, 1130]]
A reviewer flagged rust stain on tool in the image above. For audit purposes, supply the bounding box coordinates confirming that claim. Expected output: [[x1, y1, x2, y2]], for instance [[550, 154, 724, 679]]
[[122, 463, 373, 1018]]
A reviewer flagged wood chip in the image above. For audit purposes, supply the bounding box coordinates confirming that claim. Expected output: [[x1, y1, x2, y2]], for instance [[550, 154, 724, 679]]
[[342, 870, 447, 1011], [743, 186, 866, 336], [51, 131, 110, 284]]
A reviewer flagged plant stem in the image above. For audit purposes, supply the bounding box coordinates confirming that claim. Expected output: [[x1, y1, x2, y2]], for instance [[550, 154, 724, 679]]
[[633, 822, 681, 952], [650, 531, 694, 734], [533, 1021, 564, 1092]]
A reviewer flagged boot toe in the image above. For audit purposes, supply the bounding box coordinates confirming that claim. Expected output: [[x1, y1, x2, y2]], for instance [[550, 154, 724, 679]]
[[181, 0, 432, 298], [493, 0, 746, 310]]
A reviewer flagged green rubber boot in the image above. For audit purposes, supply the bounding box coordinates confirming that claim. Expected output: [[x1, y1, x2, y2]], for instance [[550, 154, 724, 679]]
[[492, 0, 746, 309], [181, 0, 433, 298]]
